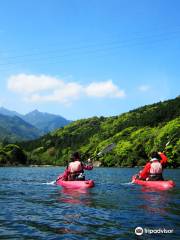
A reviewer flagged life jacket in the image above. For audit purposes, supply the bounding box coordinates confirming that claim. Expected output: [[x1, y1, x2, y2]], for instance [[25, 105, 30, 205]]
[[69, 160, 83, 173], [150, 160, 162, 175], [68, 161, 84, 180]]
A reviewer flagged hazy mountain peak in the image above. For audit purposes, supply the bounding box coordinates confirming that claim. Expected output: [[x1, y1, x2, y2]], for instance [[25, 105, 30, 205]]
[[32, 109, 40, 113], [26, 109, 41, 116], [23, 110, 71, 133], [0, 107, 71, 134]]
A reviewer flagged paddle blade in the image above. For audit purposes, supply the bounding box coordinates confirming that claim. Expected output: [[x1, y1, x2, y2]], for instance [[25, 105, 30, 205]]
[[97, 143, 116, 156]]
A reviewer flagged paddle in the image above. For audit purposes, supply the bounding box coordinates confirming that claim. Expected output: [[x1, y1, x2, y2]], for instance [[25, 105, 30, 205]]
[[55, 143, 116, 183], [55, 174, 63, 183], [85, 143, 116, 164], [164, 133, 177, 149], [96, 143, 116, 157]]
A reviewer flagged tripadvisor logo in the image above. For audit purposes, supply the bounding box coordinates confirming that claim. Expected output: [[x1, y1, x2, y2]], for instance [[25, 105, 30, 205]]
[[135, 227, 143, 236], [135, 226, 174, 236]]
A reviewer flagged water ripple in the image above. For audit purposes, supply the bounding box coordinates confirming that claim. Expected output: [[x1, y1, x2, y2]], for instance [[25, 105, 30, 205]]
[[0, 167, 179, 239]]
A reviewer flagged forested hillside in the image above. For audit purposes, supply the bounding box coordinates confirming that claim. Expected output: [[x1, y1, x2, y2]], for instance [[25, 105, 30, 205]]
[[1, 96, 179, 167], [0, 144, 27, 166]]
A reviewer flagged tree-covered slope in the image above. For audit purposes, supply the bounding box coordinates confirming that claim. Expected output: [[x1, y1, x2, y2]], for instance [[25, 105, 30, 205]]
[[0, 144, 27, 166], [0, 114, 42, 142], [21, 96, 180, 167]]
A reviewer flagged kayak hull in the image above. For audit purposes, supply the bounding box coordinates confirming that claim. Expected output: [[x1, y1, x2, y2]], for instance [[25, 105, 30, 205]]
[[132, 176, 175, 190], [56, 179, 95, 189]]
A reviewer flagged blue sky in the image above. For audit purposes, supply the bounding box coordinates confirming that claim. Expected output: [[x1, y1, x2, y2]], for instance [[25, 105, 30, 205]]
[[0, 0, 179, 120]]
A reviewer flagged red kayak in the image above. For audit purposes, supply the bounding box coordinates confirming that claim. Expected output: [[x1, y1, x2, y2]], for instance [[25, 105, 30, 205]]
[[56, 179, 95, 189], [132, 176, 175, 190]]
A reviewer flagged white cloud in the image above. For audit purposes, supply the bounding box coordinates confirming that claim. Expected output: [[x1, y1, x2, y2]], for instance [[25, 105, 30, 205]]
[[85, 80, 125, 98], [138, 85, 151, 92], [25, 82, 83, 104], [7, 74, 125, 105], [8, 74, 61, 93]]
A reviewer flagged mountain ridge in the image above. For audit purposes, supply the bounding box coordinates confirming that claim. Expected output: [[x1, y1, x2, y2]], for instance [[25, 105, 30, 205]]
[[0, 107, 71, 135], [23, 109, 71, 133], [0, 107, 23, 118], [0, 114, 42, 142]]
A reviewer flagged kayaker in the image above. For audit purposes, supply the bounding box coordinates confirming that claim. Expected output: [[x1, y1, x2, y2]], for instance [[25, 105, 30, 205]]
[[60, 152, 93, 181], [136, 152, 168, 181]]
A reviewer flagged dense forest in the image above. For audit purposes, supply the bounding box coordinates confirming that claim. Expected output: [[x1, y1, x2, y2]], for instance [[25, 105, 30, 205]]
[[0, 96, 180, 167], [0, 144, 27, 166]]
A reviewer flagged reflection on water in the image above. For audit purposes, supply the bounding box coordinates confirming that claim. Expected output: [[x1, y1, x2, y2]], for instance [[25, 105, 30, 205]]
[[139, 189, 171, 215], [59, 187, 92, 205]]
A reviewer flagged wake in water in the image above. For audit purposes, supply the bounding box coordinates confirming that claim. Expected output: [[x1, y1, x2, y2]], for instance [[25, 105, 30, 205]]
[[43, 181, 133, 187], [42, 180, 56, 185], [120, 182, 133, 185], [43, 181, 134, 186]]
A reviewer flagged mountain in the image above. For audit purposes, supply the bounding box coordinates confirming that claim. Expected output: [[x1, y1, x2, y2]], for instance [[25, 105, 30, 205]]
[[0, 114, 41, 142], [0, 107, 23, 118], [21, 96, 180, 167], [23, 110, 71, 134], [0, 107, 71, 134]]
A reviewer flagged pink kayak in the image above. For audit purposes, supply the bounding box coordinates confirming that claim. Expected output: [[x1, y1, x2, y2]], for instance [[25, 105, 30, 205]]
[[56, 179, 95, 189], [132, 176, 175, 190]]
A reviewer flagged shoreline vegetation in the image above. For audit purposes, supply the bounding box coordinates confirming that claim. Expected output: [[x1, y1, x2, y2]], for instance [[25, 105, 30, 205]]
[[0, 97, 180, 168], [0, 164, 179, 168]]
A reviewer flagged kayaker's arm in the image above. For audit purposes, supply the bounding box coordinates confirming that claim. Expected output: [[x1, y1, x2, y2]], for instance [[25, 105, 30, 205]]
[[83, 164, 93, 170], [138, 162, 151, 180], [60, 168, 69, 181], [159, 152, 168, 167], [83, 159, 93, 170]]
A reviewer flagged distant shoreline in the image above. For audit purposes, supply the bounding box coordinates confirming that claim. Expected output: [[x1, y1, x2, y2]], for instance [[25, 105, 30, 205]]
[[0, 164, 179, 169]]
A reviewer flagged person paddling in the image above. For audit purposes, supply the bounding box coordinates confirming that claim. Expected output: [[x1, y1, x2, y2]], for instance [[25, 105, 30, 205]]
[[136, 152, 168, 181], [60, 152, 93, 181]]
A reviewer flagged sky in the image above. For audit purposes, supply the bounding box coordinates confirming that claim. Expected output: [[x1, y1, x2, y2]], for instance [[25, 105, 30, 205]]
[[0, 0, 179, 120]]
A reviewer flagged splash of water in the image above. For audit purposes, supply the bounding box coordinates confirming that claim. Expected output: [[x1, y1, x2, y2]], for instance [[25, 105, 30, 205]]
[[42, 180, 56, 185]]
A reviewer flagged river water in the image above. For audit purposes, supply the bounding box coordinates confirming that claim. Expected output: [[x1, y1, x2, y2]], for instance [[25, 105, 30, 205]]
[[0, 167, 179, 239]]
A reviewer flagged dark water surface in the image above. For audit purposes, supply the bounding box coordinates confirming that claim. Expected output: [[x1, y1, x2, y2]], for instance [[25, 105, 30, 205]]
[[0, 167, 179, 239]]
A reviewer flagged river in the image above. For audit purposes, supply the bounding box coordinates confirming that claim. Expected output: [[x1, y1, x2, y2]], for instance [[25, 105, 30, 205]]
[[0, 167, 179, 239]]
